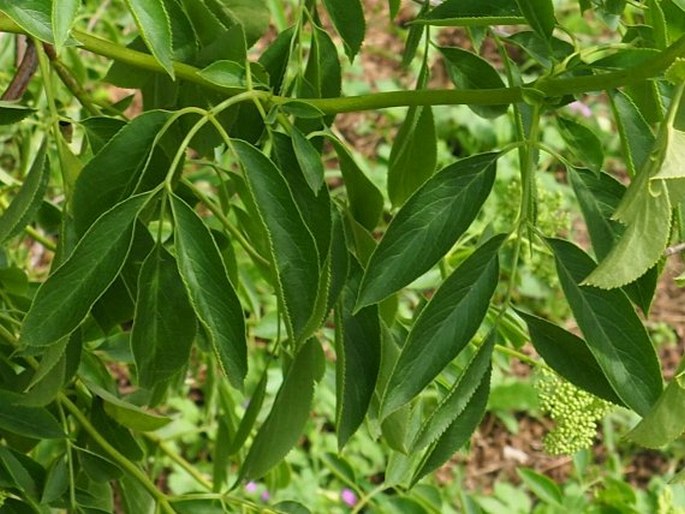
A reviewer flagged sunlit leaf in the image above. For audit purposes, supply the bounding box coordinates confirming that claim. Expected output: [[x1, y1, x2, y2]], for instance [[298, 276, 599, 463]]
[[123, 0, 175, 77], [357, 153, 499, 308]]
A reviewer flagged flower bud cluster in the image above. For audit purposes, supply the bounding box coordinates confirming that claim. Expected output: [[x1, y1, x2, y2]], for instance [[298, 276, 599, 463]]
[[536, 369, 613, 455]]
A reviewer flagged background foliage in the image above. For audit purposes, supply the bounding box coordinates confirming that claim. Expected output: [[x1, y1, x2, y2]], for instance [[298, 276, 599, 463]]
[[0, 0, 685, 512]]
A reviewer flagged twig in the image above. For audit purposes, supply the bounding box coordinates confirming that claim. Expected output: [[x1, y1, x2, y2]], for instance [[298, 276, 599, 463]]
[[1, 37, 37, 100], [665, 242, 685, 256]]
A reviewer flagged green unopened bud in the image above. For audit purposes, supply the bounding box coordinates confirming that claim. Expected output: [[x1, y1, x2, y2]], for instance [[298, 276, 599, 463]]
[[536, 369, 613, 455]]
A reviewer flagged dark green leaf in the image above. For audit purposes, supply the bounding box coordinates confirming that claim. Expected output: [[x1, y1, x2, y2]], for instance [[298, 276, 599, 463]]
[[357, 152, 499, 308], [280, 101, 325, 119], [514, 0, 556, 40], [259, 27, 295, 93], [439, 47, 508, 118], [380, 235, 503, 418], [0, 0, 53, 42], [610, 91, 655, 176], [0, 391, 63, 439], [549, 238, 662, 416], [123, 0, 175, 77], [52, 0, 79, 50], [0, 140, 48, 244], [132, 245, 196, 387], [81, 117, 127, 154], [321, 0, 365, 61], [228, 370, 267, 455], [73, 110, 171, 235], [239, 339, 322, 481], [233, 140, 320, 343], [291, 126, 325, 194], [388, 105, 437, 207], [507, 31, 573, 68], [205, 0, 269, 48], [89, 384, 171, 431], [516, 310, 624, 405], [0, 102, 35, 125], [557, 117, 604, 173], [119, 473, 155, 514], [517, 468, 563, 506], [171, 194, 247, 388], [21, 194, 149, 348], [412, 368, 490, 484], [328, 137, 383, 231], [90, 400, 144, 462], [79, 447, 122, 482], [410, 333, 495, 451], [41, 456, 68, 504], [420, 0, 524, 27], [198, 60, 249, 88], [336, 258, 381, 448], [0, 447, 38, 498]]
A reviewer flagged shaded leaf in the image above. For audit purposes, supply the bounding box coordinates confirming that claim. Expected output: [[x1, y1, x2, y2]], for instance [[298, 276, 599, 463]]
[[321, 0, 365, 61], [357, 153, 499, 308], [0, 0, 53, 42], [233, 140, 320, 342], [380, 235, 503, 418], [439, 47, 508, 118], [549, 238, 662, 416], [0, 140, 48, 244], [73, 110, 171, 235], [557, 117, 604, 173], [21, 194, 149, 348], [291, 126, 325, 194], [0, 102, 35, 125], [336, 258, 381, 448], [412, 368, 490, 484], [0, 391, 63, 439], [123, 0, 175, 78], [52, 0, 79, 51], [132, 245, 196, 387], [239, 339, 322, 481], [89, 384, 171, 432], [328, 137, 383, 231], [419, 0, 524, 26], [388, 104, 437, 207], [515, 0, 556, 40], [516, 310, 624, 405], [171, 195, 247, 388], [411, 332, 495, 452], [228, 371, 268, 455]]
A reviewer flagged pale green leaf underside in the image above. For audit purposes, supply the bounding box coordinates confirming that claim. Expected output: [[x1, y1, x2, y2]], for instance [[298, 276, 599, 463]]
[[628, 374, 685, 448], [0, 0, 54, 43]]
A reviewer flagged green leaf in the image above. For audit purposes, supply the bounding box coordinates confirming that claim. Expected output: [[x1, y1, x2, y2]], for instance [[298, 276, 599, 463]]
[[81, 117, 127, 153], [0, 140, 48, 244], [357, 152, 499, 308], [388, 105, 437, 207], [88, 384, 171, 432], [557, 117, 604, 173], [514, 0, 556, 40], [205, 0, 269, 48], [0, 0, 53, 43], [569, 168, 658, 313], [198, 60, 249, 88], [321, 0, 365, 61], [583, 178, 670, 289], [410, 332, 495, 452], [549, 238, 662, 416], [506, 31, 573, 68], [291, 126, 325, 194], [239, 339, 322, 481], [233, 140, 320, 343], [0, 391, 63, 439], [628, 362, 685, 448], [328, 137, 383, 231], [123, 0, 175, 78], [42, 456, 68, 504], [653, 127, 685, 180], [517, 468, 563, 506], [228, 371, 268, 454], [0, 447, 38, 499], [0, 102, 35, 125], [419, 0, 525, 26], [336, 257, 381, 448], [380, 235, 503, 418], [52, 0, 79, 51], [516, 310, 624, 405], [411, 368, 490, 485], [170, 195, 247, 388], [21, 194, 149, 348], [73, 110, 171, 235], [439, 47, 508, 118], [131, 245, 196, 388]]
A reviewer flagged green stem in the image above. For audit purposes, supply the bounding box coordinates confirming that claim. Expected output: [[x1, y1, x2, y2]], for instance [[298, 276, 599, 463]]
[[43, 44, 102, 116], [144, 434, 213, 491], [59, 393, 176, 514], [24, 225, 57, 251], [1, 15, 682, 114], [494, 344, 541, 368]]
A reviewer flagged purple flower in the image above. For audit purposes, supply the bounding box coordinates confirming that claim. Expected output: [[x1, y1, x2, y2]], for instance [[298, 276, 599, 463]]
[[341, 488, 358, 507], [567, 100, 592, 118], [261, 490, 271, 502], [245, 481, 258, 493]]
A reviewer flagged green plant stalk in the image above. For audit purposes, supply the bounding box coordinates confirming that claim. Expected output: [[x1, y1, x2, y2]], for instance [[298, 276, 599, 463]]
[[1, 14, 684, 114], [43, 45, 102, 116], [58, 392, 176, 514], [144, 434, 213, 491]]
